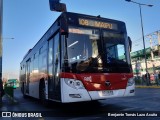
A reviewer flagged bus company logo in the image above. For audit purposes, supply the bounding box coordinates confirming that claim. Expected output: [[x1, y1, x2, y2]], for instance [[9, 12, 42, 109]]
[[121, 75, 127, 80], [1, 112, 42, 118], [84, 76, 92, 82], [105, 81, 111, 86]]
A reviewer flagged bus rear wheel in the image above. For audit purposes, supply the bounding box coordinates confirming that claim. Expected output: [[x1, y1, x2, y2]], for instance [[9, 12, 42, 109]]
[[22, 83, 27, 98], [39, 80, 49, 106]]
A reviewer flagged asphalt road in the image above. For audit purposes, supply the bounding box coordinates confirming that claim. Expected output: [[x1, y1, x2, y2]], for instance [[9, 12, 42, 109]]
[[1, 87, 160, 120]]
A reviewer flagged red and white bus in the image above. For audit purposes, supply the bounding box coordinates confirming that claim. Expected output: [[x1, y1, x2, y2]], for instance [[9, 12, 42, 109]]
[[20, 12, 135, 103]]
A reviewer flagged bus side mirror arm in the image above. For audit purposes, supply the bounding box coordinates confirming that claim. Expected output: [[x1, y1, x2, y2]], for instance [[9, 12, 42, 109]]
[[128, 36, 132, 52]]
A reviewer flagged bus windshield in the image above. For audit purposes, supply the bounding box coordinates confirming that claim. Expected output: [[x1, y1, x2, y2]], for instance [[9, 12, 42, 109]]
[[102, 31, 130, 73], [63, 26, 130, 73]]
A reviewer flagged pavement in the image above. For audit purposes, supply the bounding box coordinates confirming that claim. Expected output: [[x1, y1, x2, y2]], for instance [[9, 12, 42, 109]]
[[0, 85, 160, 108], [0, 94, 18, 108], [136, 85, 160, 88]]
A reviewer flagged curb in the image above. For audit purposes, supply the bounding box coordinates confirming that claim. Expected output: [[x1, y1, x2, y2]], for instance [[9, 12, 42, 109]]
[[136, 86, 160, 89]]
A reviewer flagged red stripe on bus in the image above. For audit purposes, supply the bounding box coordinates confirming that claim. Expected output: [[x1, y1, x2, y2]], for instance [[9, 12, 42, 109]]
[[60, 72, 133, 91]]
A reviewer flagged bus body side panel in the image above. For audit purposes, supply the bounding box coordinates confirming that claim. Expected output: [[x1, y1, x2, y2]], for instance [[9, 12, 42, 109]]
[[28, 81, 39, 98], [20, 19, 60, 99]]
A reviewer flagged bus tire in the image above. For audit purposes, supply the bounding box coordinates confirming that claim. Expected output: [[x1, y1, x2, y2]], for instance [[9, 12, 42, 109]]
[[22, 83, 27, 98], [39, 80, 49, 106]]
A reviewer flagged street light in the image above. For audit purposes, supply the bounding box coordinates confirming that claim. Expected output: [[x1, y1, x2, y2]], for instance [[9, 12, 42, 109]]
[[125, 0, 153, 85], [0, 0, 3, 106]]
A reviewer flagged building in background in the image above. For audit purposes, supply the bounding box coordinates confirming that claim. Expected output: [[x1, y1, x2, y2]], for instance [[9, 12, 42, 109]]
[[131, 30, 160, 76]]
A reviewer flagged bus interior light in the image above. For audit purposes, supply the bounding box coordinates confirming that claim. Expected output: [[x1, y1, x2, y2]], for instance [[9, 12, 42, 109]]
[[68, 41, 78, 48]]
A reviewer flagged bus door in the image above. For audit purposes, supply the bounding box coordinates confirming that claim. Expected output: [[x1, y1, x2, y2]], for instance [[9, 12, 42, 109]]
[[26, 59, 31, 94], [48, 33, 61, 101]]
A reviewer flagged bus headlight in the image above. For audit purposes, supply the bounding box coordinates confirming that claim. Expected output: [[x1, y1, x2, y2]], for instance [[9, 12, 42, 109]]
[[127, 77, 135, 86], [64, 79, 85, 89]]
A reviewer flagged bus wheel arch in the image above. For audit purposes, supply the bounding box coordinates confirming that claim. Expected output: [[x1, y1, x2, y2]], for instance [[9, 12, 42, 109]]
[[22, 82, 27, 98], [39, 78, 48, 106]]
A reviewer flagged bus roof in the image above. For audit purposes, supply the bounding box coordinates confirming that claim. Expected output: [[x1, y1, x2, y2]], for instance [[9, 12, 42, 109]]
[[63, 12, 125, 24]]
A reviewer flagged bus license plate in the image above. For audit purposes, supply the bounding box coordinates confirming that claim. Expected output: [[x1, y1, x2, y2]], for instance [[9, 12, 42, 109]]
[[102, 90, 113, 96]]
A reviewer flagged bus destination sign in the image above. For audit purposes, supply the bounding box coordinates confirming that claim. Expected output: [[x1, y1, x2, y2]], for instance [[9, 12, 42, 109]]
[[79, 18, 118, 30]]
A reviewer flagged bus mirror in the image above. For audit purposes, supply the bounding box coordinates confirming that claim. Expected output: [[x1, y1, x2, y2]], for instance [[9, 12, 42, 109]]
[[128, 36, 132, 52], [49, 0, 67, 12]]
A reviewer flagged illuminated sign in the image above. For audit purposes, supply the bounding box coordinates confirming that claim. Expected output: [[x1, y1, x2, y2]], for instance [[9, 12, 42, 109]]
[[79, 18, 117, 30], [69, 28, 84, 34]]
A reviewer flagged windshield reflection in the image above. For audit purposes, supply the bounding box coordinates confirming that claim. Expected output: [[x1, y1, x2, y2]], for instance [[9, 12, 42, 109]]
[[63, 27, 131, 73]]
